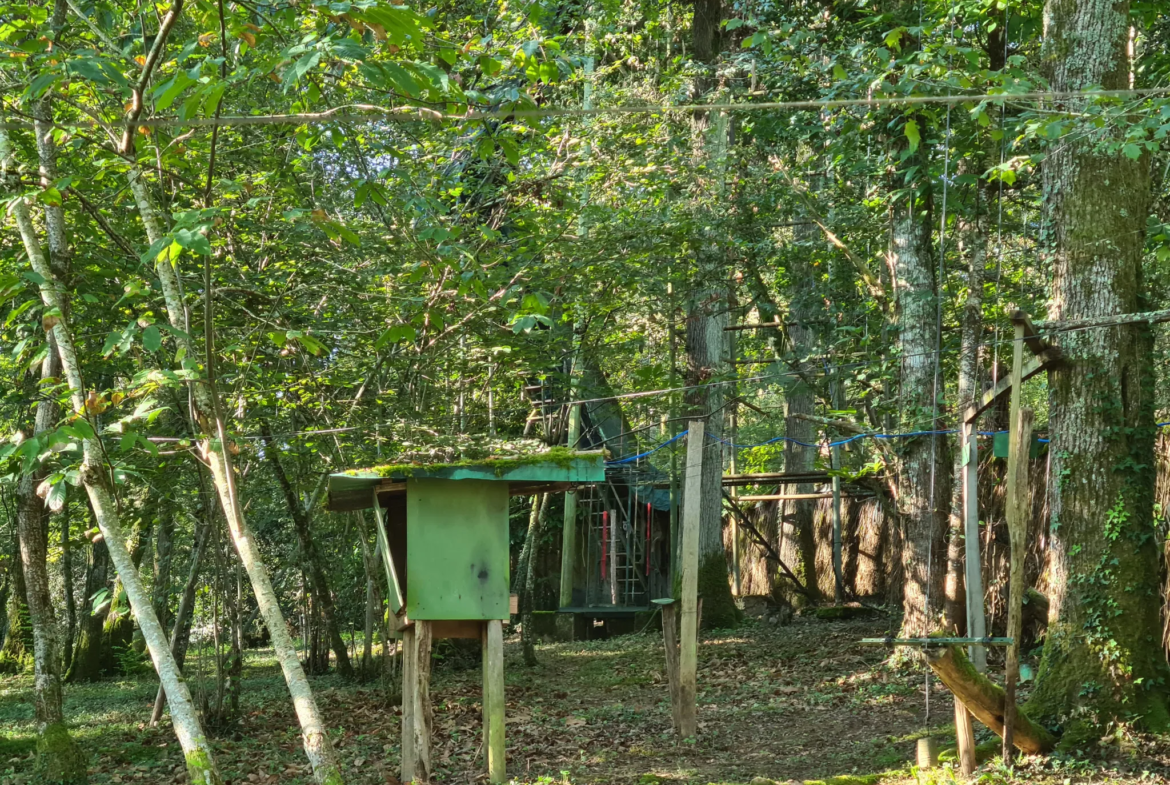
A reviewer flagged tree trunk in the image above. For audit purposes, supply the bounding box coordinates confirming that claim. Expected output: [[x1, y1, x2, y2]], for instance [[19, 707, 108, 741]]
[[129, 169, 345, 784], [946, 186, 987, 633], [260, 425, 354, 679], [61, 503, 77, 674], [0, 535, 30, 666], [67, 520, 108, 683], [153, 499, 175, 632], [684, 0, 737, 630], [8, 164, 223, 783], [785, 203, 825, 604], [1029, 0, 1170, 738], [888, 174, 949, 638], [519, 494, 549, 666], [151, 512, 211, 725], [15, 335, 86, 782]]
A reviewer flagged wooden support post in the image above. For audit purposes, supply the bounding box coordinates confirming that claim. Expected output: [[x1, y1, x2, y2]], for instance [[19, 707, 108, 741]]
[[831, 447, 844, 605], [660, 601, 682, 733], [401, 625, 416, 783], [1002, 319, 1032, 765], [401, 622, 432, 783], [483, 619, 505, 783], [559, 404, 581, 608], [679, 419, 703, 739], [831, 376, 844, 604], [958, 419, 982, 777], [961, 421, 987, 673], [955, 699, 977, 775]]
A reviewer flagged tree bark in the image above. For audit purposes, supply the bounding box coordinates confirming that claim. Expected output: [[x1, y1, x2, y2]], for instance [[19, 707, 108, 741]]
[[7, 153, 223, 783], [1, 535, 30, 665], [153, 498, 175, 632], [260, 425, 354, 679], [61, 503, 77, 673], [1029, 0, 1170, 738], [888, 170, 949, 638]]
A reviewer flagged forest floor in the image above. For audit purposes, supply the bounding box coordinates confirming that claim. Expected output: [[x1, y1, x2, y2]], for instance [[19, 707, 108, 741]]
[[2, 615, 1169, 784]]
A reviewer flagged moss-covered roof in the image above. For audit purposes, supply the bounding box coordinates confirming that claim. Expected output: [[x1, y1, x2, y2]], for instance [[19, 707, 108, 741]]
[[325, 439, 606, 512]]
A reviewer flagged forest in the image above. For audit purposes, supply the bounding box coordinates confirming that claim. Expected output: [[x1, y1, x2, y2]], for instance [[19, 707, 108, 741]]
[[3, 0, 1170, 783]]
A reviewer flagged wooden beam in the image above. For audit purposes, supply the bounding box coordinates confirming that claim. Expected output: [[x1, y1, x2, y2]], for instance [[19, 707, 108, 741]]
[[1038, 306, 1170, 333], [678, 419, 703, 739], [733, 492, 874, 501], [961, 355, 1048, 424]]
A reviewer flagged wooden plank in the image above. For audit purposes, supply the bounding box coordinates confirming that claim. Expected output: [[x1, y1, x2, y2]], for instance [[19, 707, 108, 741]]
[[484, 619, 506, 784], [430, 619, 484, 639], [1002, 319, 1033, 765], [679, 418, 703, 739], [370, 492, 405, 616], [661, 602, 682, 733], [962, 355, 1046, 424]]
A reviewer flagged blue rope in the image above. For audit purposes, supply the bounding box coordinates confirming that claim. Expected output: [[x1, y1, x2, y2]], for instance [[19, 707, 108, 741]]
[[604, 429, 688, 465], [604, 422, 1170, 466]]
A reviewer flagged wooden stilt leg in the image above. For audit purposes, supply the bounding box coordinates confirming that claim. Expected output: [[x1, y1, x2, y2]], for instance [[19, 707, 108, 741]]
[[955, 699, 976, 775], [481, 622, 491, 770], [661, 602, 681, 733], [413, 620, 433, 782], [485, 619, 505, 784], [401, 627, 416, 784]]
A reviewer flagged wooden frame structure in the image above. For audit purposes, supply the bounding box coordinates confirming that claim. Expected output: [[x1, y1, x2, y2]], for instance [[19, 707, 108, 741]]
[[951, 309, 1060, 772], [326, 451, 606, 784]]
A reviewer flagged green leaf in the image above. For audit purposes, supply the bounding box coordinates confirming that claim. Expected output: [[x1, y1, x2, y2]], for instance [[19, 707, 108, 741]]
[[904, 119, 920, 153], [1123, 143, 1142, 160], [142, 325, 162, 352]]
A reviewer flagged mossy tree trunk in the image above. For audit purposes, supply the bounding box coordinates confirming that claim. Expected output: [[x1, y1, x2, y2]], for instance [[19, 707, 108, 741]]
[[888, 147, 950, 638], [684, 0, 738, 631], [946, 179, 988, 633], [1, 536, 30, 667], [1028, 0, 1170, 739]]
